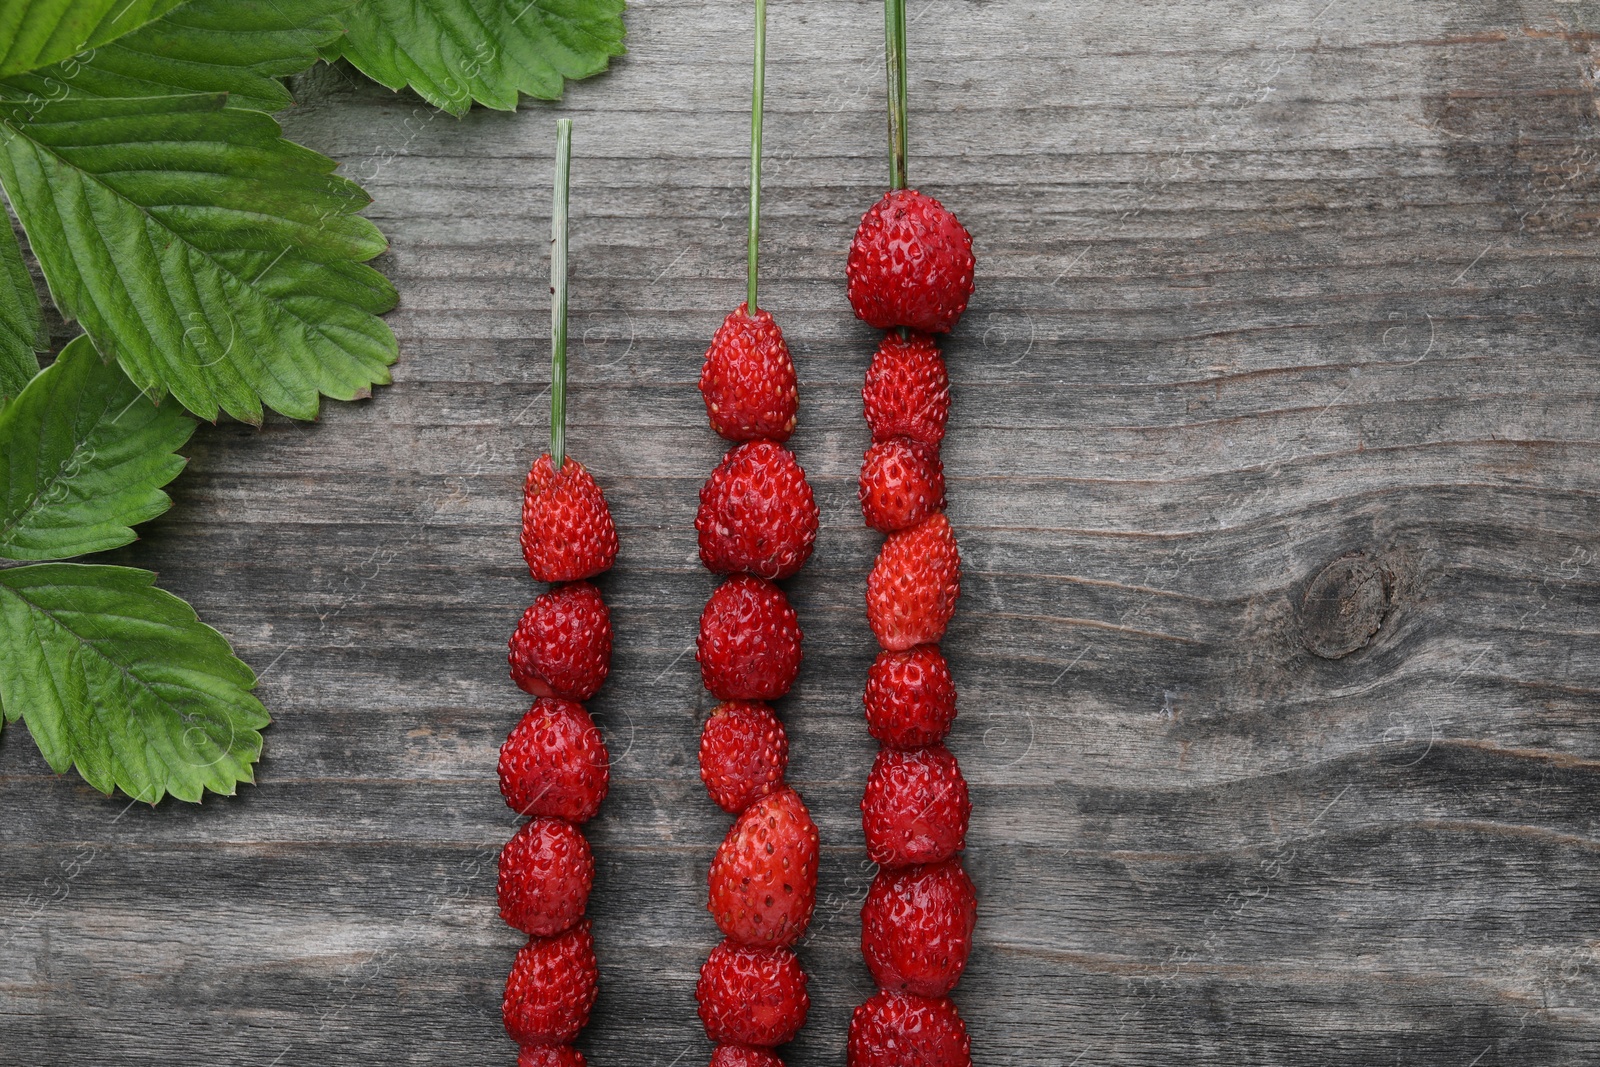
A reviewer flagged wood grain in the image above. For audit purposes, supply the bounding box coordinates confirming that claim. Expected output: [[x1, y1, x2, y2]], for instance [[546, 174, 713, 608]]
[[4, 0, 1600, 1063]]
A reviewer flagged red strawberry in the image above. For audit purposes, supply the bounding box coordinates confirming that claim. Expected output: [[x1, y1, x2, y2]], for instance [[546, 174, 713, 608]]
[[518, 1046, 586, 1067], [846, 992, 971, 1067], [711, 1047, 784, 1067], [498, 816, 595, 938], [859, 437, 945, 533], [860, 859, 977, 997], [700, 701, 789, 814], [508, 581, 612, 701], [863, 645, 957, 749], [861, 745, 970, 868], [696, 939, 810, 1047], [698, 575, 804, 701], [707, 787, 819, 947], [847, 189, 975, 334], [697, 441, 818, 580], [700, 304, 799, 442], [522, 454, 619, 582], [862, 331, 949, 446], [499, 698, 610, 823], [502, 921, 598, 1047], [866, 513, 960, 651]]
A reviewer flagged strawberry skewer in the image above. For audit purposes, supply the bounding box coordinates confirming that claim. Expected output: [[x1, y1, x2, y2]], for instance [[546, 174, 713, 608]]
[[693, 1, 821, 1061], [847, 2, 978, 1065], [500, 120, 618, 1065]]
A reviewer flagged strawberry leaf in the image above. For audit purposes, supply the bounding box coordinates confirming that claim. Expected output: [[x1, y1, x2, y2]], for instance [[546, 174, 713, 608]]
[[0, 0, 355, 114], [0, 92, 396, 424], [330, 0, 626, 116], [0, 216, 45, 401], [0, 335, 194, 561], [0, 562, 267, 802], [0, 0, 189, 78]]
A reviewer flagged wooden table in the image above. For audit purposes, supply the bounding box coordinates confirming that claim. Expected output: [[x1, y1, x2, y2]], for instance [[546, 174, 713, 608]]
[[5, 0, 1600, 1062]]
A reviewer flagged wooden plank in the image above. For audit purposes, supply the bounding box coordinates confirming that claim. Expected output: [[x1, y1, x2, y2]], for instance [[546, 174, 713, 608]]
[[4, 0, 1600, 1063]]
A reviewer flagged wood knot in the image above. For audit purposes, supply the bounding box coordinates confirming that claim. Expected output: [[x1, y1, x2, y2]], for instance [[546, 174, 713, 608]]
[[1300, 555, 1392, 659]]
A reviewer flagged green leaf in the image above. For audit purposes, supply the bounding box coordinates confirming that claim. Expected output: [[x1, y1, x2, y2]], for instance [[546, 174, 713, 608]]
[[0, 0, 356, 114], [0, 215, 45, 400], [0, 334, 194, 561], [0, 0, 190, 78], [333, 0, 626, 116], [0, 562, 268, 803], [0, 92, 397, 424]]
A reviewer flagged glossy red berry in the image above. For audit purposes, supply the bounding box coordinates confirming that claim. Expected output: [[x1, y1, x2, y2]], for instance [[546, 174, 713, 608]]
[[697, 441, 818, 580], [862, 331, 949, 447], [697, 575, 804, 701], [864, 645, 958, 749], [518, 1046, 586, 1067], [700, 701, 789, 814], [521, 454, 619, 582], [847, 189, 975, 334], [498, 816, 595, 938], [499, 698, 610, 823], [696, 939, 810, 1047], [847, 992, 971, 1067], [859, 437, 945, 533], [508, 581, 612, 701], [700, 304, 799, 442], [707, 787, 820, 948], [502, 921, 598, 1047], [861, 744, 970, 868], [710, 1046, 784, 1067], [860, 859, 977, 997], [866, 513, 961, 652]]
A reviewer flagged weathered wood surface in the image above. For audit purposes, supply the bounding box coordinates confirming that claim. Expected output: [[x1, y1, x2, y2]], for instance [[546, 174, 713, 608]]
[[5, 0, 1600, 1063]]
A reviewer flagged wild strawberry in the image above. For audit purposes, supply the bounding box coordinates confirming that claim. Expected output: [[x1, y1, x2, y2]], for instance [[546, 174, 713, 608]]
[[860, 859, 977, 997], [700, 304, 799, 442], [696, 939, 810, 1047], [700, 701, 789, 814], [499, 698, 610, 824], [862, 331, 949, 446], [522, 454, 619, 582], [859, 437, 945, 533], [518, 1046, 586, 1067], [502, 921, 598, 1047], [697, 441, 818, 580], [861, 745, 970, 868], [847, 189, 975, 334], [707, 787, 819, 947], [711, 1047, 784, 1067], [863, 644, 957, 749], [498, 816, 595, 938], [866, 513, 960, 651], [508, 581, 612, 701], [846, 992, 971, 1067], [698, 575, 804, 701]]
